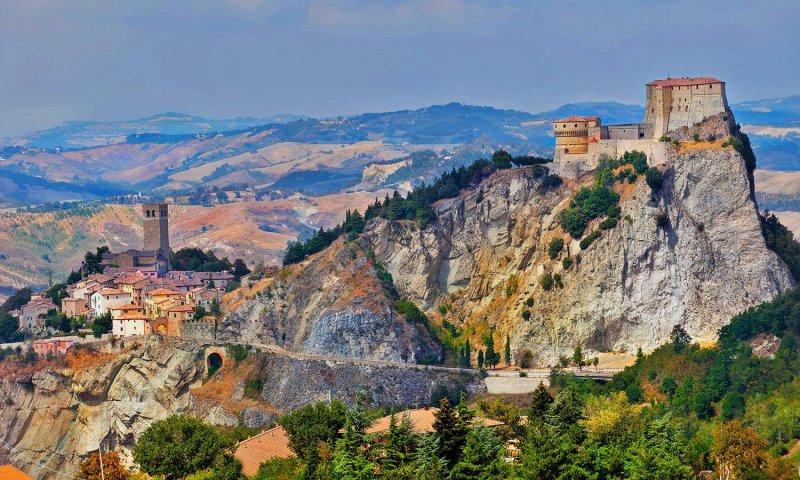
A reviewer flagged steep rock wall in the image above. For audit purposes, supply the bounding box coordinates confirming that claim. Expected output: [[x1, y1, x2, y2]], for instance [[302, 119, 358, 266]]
[[219, 239, 442, 363], [361, 148, 794, 364], [0, 337, 481, 478]]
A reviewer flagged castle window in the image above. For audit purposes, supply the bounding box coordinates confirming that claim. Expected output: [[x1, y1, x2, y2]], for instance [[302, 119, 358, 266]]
[[146, 210, 150, 218]]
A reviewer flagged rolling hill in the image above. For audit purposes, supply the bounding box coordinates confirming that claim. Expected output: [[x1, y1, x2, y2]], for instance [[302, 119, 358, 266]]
[[1, 112, 305, 149]]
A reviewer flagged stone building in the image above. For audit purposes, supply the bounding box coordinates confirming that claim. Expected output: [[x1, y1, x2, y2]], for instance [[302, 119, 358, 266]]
[[552, 76, 728, 178], [644, 77, 729, 139], [143, 203, 170, 271], [100, 203, 171, 273]]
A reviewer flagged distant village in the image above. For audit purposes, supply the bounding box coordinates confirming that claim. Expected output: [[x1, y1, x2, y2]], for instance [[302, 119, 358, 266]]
[[7, 203, 253, 356]]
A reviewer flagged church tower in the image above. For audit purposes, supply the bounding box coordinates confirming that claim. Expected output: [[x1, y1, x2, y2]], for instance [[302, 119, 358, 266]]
[[142, 203, 170, 271]]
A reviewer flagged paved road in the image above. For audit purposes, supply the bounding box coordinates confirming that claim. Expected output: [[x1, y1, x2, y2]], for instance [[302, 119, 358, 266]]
[[195, 337, 622, 380]]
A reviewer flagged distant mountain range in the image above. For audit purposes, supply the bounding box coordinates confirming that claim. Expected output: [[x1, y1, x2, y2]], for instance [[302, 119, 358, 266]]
[[0, 97, 797, 208], [1, 112, 306, 149]]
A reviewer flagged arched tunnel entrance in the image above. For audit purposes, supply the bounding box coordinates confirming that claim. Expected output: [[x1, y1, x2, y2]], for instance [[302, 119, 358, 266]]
[[207, 352, 223, 376]]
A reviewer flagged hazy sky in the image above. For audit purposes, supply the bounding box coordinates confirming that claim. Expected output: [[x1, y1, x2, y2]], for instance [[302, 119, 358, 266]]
[[1, 0, 798, 137]]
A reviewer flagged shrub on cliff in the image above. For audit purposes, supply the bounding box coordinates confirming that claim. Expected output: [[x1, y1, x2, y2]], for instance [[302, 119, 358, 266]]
[[645, 167, 664, 192], [579, 231, 601, 250], [540, 273, 554, 291], [548, 238, 564, 259], [760, 213, 800, 281]]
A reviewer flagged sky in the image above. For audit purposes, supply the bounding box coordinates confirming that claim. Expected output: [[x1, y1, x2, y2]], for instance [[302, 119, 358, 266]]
[[0, 0, 798, 137]]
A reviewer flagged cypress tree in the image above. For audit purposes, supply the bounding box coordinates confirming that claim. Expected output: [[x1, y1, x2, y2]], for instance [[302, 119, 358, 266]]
[[477, 350, 485, 369], [504, 334, 511, 366]]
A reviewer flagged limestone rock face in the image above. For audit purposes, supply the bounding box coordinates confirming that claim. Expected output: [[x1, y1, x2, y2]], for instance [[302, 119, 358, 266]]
[[0, 337, 480, 478], [219, 238, 442, 363], [0, 338, 205, 478], [360, 149, 794, 364]]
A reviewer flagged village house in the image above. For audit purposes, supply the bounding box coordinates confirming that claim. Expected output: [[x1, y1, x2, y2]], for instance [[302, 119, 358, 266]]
[[114, 273, 151, 305], [109, 303, 145, 319], [192, 271, 234, 289], [32, 338, 74, 356], [16, 297, 56, 330], [165, 304, 196, 336], [91, 288, 133, 317], [112, 314, 151, 337], [144, 288, 183, 318], [61, 297, 90, 319], [187, 287, 223, 308]]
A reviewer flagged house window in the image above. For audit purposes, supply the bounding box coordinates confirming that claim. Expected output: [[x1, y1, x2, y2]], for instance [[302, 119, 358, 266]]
[[146, 210, 150, 218]]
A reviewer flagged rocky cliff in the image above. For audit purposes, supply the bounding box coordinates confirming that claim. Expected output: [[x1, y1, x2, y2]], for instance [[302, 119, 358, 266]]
[[0, 337, 481, 478], [219, 237, 443, 364], [359, 146, 794, 364]]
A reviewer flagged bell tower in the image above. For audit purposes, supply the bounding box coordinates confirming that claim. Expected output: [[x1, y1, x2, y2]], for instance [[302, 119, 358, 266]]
[[142, 203, 170, 271]]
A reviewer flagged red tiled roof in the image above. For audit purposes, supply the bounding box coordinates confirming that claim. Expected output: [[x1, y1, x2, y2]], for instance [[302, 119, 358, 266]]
[[647, 77, 723, 87], [98, 288, 125, 296], [165, 305, 195, 313], [147, 288, 181, 296], [552, 115, 600, 123], [365, 408, 503, 434], [0, 465, 34, 480], [110, 304, 141, 311], [234, 426, 294, 476]]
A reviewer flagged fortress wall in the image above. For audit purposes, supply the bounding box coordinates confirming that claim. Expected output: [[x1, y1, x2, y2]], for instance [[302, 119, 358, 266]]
[[556, 140, 669, 179]]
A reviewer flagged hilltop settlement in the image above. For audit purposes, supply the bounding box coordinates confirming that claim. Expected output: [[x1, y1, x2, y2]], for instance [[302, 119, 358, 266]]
[[1, 77, 800, 480]]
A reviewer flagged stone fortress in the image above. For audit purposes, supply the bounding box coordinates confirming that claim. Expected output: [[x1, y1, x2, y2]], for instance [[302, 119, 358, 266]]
[[553, 77, 731, 178]]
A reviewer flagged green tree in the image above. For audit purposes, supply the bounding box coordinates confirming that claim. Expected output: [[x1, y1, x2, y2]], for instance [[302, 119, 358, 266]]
[[82, 246, 110, 275], [477, 350, 484, 369], [279, 400, 347, 476], [448, 427, 506, 480], [491, 149, 513, 169], [92, 312, 112, 338], [572, 345, 584, 369], [381, 414, 418, 474], [432, 397, 469, 469], [504, 334, 511, 367], [484, 333, 499, 369], [132, 415, 235, 480], [670, 325, 691, 353], [253, 457, 302, 480], [0, 312, 20, 343], [720, 392, 746, 420], [529, 384, 554, 419]]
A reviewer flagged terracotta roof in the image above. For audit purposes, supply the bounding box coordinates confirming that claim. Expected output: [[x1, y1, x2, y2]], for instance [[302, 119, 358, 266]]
[[98, 288, 125, 296], [166, 305, 195, 313], [365, 408, 503, 435], [114, 274, 148, 285], [87, 273, 114, 283], [192, 271, 234, 280], [115, 314, 150, 320], [110, 304, 141, 311], [147, 288, 180, 296], [22, 298, 55, 308], [647, 77, 723, 87], [552, 115, 600, 123], [0, 465, 34, 479], [61, 297, 83, 303], [234, 426, 294, 477]]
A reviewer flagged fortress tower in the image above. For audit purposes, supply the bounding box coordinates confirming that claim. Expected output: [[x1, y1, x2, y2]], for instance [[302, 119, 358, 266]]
[[644, 77, 729, 138], [142, 203, 170, 271]]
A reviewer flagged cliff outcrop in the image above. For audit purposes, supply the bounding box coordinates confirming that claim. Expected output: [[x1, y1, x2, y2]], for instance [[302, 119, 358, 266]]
[[359, 146, 794, 364], [219, 238, 442, 363], [0, 337, 480, 478]]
